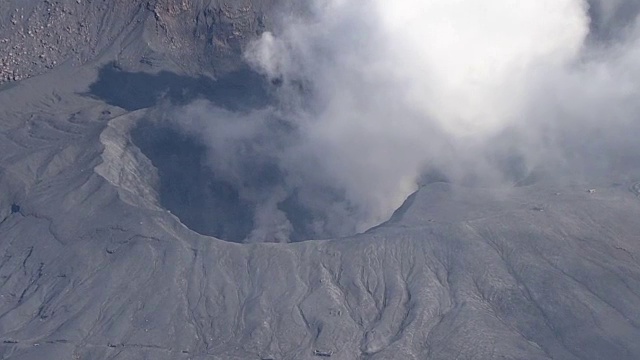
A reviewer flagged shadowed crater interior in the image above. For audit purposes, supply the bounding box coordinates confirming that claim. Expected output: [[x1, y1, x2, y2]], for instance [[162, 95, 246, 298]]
[[132, 122, 255, 242], [132, 120, 365, 243], [88, 62, 271, 111], [94, 64, 394, 243]]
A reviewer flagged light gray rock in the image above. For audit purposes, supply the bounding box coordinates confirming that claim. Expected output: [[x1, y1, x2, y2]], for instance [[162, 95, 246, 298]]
[[1, 1, 640, 359]]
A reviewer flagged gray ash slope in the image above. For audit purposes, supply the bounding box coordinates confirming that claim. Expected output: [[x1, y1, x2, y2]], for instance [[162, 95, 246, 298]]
[[0, 1, 640, 360]]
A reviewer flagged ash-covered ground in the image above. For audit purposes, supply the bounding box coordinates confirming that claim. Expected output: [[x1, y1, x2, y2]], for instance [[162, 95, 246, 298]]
[[1, 1, 640, 359]]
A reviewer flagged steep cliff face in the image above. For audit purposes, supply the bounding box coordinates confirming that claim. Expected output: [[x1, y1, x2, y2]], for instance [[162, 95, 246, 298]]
[[0, 0, 285, 84], [143, 0, 281, 74], [0, 0, 144, 83]]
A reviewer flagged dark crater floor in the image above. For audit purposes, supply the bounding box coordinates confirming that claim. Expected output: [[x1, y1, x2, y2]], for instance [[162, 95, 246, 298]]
[[87, 62, 271, 111], [93, 63, 379, 243], [131, 121, 358, 243], [132, 122, 255, 242]]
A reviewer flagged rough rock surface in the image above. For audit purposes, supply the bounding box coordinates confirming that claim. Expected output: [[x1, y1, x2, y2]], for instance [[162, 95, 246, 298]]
[[0, 1, 639, 360], [0, 0, 284, 84]]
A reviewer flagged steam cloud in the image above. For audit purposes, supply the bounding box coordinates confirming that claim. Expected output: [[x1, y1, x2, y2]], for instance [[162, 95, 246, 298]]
[[174, 0, 640, 242]]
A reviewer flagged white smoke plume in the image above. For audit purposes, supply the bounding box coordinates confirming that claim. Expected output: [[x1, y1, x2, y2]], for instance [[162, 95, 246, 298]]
[[176, 0, 640, 242]]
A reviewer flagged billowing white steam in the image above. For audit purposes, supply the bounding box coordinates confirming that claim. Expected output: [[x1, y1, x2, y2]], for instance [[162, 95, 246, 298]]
[[179, 0, 640, 242], [249, 0, 589, 135]]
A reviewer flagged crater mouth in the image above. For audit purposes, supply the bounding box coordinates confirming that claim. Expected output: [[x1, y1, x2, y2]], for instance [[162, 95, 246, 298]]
[[131, 120, 366, 243], [91, 64, 401, 243]]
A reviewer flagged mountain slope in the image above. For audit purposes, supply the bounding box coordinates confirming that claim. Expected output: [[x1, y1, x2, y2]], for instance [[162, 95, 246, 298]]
[[0, 1, 639, 359]]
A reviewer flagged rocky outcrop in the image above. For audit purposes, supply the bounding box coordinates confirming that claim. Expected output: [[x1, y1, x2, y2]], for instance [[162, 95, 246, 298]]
[[0, 0, 282, 85]]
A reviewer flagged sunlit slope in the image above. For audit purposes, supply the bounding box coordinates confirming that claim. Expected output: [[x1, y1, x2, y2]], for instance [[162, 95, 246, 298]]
[[0, 93, 638, 358]]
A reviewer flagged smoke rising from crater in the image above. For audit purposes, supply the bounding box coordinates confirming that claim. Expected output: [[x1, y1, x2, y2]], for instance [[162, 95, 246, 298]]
[[175, 0, 640, 242]]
